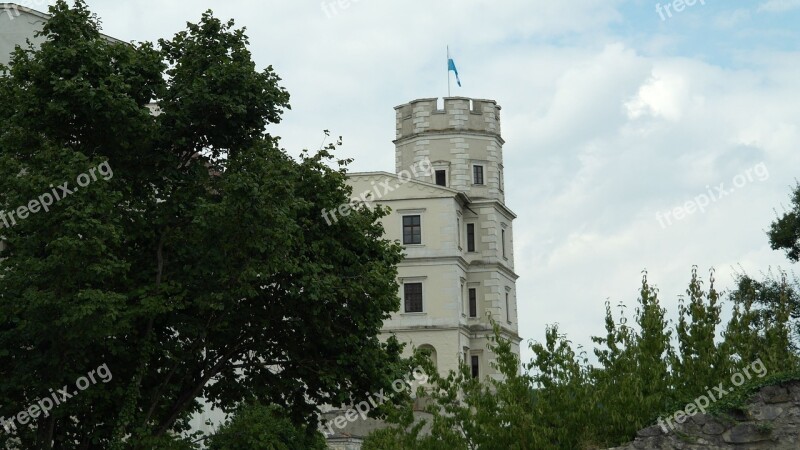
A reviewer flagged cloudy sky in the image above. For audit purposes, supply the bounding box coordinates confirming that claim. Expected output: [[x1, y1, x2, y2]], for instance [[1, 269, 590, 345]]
[[14, 0, 800, 359]]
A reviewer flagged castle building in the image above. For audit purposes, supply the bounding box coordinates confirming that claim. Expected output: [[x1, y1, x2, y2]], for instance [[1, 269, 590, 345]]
[[2, 6, 522, 380], [346, 97, 521, 380], [1, 6, 522, 446]]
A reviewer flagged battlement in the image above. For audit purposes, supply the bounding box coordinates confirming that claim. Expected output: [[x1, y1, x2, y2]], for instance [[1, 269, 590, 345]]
[[394, 97, 501, 141]]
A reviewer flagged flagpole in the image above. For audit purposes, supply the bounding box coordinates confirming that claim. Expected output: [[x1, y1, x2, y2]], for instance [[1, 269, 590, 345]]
[[447, 45, 451, 97]]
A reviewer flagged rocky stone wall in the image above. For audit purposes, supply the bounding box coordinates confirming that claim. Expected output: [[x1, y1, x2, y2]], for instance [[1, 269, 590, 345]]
[[608, 381, 800, 450]]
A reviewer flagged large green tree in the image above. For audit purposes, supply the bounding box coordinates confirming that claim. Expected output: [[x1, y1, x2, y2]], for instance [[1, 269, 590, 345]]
[[0, 2, 407, 448], [728, 180, 800, 353], [766, 182, 800, 342], [768, 182, 800, 263]]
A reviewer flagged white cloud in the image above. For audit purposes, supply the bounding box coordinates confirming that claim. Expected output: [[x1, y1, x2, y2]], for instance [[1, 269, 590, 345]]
[[625, 71, 689, 121], [714, 8, 751, 28], [21, 0, 799, 360], [758, 0, 800, 12]]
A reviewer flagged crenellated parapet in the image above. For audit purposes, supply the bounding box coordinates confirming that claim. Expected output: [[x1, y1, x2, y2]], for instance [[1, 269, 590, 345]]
[[394, 97, 501, 142], [393, 97, 506, 204]]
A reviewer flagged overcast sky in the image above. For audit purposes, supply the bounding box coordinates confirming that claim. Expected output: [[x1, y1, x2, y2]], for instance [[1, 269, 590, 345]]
[[15, 0, 800, 360]]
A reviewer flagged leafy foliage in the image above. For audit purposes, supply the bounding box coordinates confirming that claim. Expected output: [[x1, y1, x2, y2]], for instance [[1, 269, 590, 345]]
[[365, 269, 800, 450], [205, 404, 327, 450], [768, 182, 800, 262], [0, 2, 408, 448], [727, 271, 800, 353]]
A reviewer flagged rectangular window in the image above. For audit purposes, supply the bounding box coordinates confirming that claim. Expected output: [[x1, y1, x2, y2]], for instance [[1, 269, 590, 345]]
[[506, 292, 510, 322], [404, 283, 423, 313], [457, 218, 461, 249], [473, 165, 484, 185], [469, 288, 477, 318], [435, 170, 447, 186], [460, 282, 465, 315], [471, 355, 480, 378], [467, 224, 475, 252], [501, 229, 506, 258], [403, 215, 421, 245]]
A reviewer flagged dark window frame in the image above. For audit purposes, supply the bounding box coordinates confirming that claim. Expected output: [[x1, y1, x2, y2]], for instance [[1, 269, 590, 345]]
[[403, 215, 421, 245], [468, 288, 477, 318], [466, 223, 476, 252], [404, 282, 423, 313], [471, 355, 480, 378], [435, 170, 447, 186], [473, 165, 484, 185]]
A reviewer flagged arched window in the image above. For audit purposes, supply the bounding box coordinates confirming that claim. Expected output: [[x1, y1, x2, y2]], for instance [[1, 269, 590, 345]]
[[418, 344, 437, 369]]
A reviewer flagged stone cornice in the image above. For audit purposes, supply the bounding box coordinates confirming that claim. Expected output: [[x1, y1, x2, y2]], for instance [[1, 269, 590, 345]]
[[381, 325, 522, 344], [393, 129, 505, 146], [398, 256, 519, 281], [468, 199, 518, 221]]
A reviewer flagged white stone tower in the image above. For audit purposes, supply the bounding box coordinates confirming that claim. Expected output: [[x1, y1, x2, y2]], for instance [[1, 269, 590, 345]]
[[349, 97, 520, 380], [394, 97, 505, 203]]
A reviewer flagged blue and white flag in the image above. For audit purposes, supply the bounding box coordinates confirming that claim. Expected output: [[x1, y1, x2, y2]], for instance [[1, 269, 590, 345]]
[[448, 57, 462, 87]]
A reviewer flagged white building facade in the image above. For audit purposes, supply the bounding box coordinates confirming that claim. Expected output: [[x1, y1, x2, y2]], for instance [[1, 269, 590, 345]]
[[2, 4, 523, 381], [347, 97, 521, 380], [2, 8, 522, 442]]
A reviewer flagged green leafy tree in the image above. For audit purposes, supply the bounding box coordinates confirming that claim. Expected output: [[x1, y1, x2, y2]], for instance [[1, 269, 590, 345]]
[[723, 181, 800, 357], [0, 2, 407, 448], [669, 268, 728, 401], [726, 181, 800, 357], [365, 324, 545, 450], [205, 404, 326, 450], [366, 270, 800, 450], [768, 182, 800, 262], [528, 325, 594, 449], [725, 273, 799, 370], [591, 272, 673, 445]]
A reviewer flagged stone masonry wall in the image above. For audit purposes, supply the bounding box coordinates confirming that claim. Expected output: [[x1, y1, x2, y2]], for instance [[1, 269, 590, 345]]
[[607, 381, 800, 450]]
